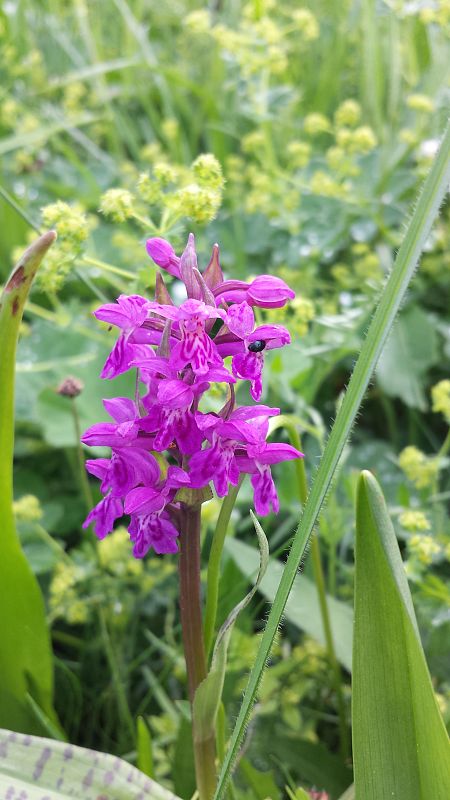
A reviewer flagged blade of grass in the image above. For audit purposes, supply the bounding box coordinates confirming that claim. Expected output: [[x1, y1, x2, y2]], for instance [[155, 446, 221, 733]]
[[214, 121, 450, 799]]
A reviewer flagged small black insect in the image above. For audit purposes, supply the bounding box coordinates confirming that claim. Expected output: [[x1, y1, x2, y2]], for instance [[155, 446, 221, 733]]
[[248, 340, 266, 353]]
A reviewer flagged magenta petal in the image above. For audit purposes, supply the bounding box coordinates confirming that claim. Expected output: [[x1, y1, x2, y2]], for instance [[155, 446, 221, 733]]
[[157, 379, 194, 409], [85, 458, 109, 480], [226, 301, 255, 339], [248, 442, 304, 464], [94, 294, 151, 330], [125, 486, 165, 516], [247, 275, 295, 308], [251, 466, 279, 515], [129, 511, 179, 557], [248, 324, 291, 350], [103, 397, 137, 423], [83, 495, 123, 539]]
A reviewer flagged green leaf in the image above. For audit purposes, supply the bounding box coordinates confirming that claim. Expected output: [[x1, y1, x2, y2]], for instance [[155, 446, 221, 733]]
[[0, 728, 177, 798], [173, 714, 196, 800], [225, 538, 353, 672], [0, 233, 61, 734], [239, 759, 281, 800], [136, 715, 154, 779], [376, 305, 438, 410], [193, 512, 268, 744], [353, 471, 450, 799], [214, 122, 450, 799]]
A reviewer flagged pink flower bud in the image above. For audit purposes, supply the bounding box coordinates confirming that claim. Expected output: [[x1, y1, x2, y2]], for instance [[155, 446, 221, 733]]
[[146, 237, 180, 277]]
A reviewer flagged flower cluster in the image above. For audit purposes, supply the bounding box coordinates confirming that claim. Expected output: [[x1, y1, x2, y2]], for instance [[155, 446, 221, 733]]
[[82, 234, 302, 558]]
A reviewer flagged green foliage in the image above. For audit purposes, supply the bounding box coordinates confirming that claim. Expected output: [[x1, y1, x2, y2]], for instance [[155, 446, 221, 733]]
[[0, 234, 61, 735], [193, 512, 268, 745], [215, 122, 450, 798], [353, 471, 450, 799], [0, 1, 449, 798], [377, 305, 439, 410], [226, 537, 353, 672]]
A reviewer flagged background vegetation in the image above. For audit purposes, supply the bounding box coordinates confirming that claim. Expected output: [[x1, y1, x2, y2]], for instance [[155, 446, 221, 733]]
[[1, 1, 449, 797]]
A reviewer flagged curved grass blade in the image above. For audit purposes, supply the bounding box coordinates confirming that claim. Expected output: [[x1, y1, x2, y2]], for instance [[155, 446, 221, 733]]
[[353, 471, 450, 799], [214, 121, 450, 799], [0, 232, 62, 734]]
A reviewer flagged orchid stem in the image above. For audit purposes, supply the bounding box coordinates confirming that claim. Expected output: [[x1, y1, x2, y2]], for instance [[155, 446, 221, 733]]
[[179, 504, 216, 800], [70, 397, 94, 513], [204, 478, 244, 661]]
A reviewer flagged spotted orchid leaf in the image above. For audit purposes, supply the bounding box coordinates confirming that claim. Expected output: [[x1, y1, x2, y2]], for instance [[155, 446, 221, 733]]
[[0, 728, 179, 799]]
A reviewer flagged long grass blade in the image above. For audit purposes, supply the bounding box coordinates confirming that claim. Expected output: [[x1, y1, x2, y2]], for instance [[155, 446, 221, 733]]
[[214, 122, 450, 799]]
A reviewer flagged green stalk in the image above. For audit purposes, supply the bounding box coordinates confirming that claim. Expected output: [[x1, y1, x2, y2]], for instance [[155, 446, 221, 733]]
[[179, 504, 216, 800], [70, 396, 94, 513], [214, 121, 450, 800], [204, 479, 243, 661], [288, 424, 349, 760]]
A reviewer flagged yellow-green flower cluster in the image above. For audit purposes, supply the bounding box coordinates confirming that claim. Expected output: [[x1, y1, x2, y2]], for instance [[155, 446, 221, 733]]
[[431, 379, 450, 423], [310, 170, 348, 198], [304, 113, 331, 137], [188, 6, 319, 80], [406, 93, 435, 113], [290, 8, 319, 40], [137, 153, 224, 225], [98, 527, 143, 577], [399, 510, 431, 532], [407, 534, 441, 565], [419, 1, 450, 29], [398, 445, 439, 489], [49, 562, 90, 625], [99, 188, 135, 223], [335, 125, 378, 154], [287, 141, 311, 168], [36, 201, 96, 293], [13, 494, 43, 522], [334, 99, 362, 128]]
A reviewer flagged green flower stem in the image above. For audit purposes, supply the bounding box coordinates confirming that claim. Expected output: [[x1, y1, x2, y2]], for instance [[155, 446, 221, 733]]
[[70, 397, 94, 513], [287, 424, 349, 760], [214, 120, 450, 800], [131, 211, 158, 232], [179, 504, 216, 800], [204, 479, 243, 661], [82, 254, 136, 280]]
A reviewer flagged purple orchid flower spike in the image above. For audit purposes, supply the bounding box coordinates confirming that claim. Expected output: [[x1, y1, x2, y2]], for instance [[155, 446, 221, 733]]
[[82, 232, 302, 559]]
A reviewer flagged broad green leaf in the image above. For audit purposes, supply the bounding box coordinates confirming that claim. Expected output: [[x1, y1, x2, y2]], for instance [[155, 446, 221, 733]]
[[214, 122, 450, 799], [238, 759, 281, 800], [252, 721, 352, 800], [0, 233, 61, 734], [193, 512, 268, 744], [225, 538, 353, 672], [376, 305, 438, 410], [173, 715, 196, 800], [136, 715, 154, 778], [0, 728, 177, 798], [353, 471, 450, 800]]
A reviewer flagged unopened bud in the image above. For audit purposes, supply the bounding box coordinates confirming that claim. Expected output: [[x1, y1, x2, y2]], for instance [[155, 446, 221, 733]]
[[57, 376, 84, 398]]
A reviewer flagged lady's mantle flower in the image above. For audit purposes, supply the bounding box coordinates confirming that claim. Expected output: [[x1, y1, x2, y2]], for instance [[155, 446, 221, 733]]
[[82, 234, 302, 557]]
